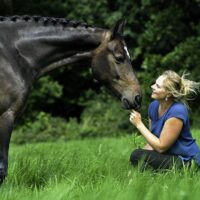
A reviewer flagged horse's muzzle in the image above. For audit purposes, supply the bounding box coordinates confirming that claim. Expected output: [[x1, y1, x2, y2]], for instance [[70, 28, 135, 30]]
[[122, 94, 142, 110]]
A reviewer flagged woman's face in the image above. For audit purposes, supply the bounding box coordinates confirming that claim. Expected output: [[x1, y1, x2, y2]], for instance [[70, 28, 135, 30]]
[[151, 75, 168, 100]]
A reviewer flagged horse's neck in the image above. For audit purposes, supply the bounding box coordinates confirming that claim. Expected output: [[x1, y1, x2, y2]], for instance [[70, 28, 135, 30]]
[[0, 17, 106, 78]]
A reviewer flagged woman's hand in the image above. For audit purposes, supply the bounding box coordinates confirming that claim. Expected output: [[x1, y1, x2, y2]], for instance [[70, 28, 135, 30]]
[[129, 110, 143, 128]]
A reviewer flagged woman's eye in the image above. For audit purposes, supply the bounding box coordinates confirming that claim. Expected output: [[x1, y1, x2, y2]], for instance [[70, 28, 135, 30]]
[[156, 84, 160, 88]]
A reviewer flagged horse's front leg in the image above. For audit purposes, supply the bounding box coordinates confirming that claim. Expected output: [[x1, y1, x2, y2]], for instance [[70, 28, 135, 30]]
[[0, 110, 14, 184]]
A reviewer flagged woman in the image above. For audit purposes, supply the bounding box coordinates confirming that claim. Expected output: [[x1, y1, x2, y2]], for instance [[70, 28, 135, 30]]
[[129, 70, 200, 170]]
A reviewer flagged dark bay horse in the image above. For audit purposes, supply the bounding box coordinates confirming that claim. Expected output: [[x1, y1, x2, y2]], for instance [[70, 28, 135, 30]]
[[0, 16, 141, 183]]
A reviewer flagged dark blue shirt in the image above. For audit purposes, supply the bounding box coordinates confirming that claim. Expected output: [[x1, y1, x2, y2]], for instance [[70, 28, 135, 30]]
[[148, 100, 200, 165]]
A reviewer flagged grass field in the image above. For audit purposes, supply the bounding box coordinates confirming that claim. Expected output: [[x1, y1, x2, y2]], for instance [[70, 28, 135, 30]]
[[1, 130, 200, 200]]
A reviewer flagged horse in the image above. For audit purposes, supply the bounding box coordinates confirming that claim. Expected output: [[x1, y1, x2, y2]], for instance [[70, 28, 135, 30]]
[[0, 15, 142, 183]]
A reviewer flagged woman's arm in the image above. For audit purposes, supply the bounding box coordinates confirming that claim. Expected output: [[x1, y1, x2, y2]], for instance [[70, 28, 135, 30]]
[[143, 118, 154, 150], [143, 143, 154, 150], [149, 118, 152, 130], [130, 111, 183, 153]]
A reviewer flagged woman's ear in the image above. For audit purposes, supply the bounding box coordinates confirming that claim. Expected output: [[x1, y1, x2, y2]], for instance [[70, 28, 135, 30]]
[[167, 94, 173, 99]]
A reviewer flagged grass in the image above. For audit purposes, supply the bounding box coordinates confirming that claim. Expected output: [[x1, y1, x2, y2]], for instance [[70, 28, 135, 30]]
[[1, 130, 200, 200]]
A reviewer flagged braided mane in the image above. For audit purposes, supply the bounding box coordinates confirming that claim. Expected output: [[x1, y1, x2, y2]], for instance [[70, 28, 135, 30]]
[[0, 15, 91, 28]]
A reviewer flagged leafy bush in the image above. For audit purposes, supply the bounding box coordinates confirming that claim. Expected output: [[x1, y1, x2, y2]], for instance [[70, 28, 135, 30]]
[[11, 90, 136, 144], [19, 76, 63, 124], [12, 112, 80, 144], [78, 89, 133, 138]]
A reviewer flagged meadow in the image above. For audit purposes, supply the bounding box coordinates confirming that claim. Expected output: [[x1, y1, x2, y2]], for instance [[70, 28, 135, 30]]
[[1, 130, 200, 200]]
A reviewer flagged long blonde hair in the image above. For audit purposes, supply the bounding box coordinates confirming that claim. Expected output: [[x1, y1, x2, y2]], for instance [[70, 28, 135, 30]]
[[162, 70, 200, 108]]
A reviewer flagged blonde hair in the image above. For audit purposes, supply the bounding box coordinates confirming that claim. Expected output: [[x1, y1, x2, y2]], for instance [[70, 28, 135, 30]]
[[162, 70, 200, 108]]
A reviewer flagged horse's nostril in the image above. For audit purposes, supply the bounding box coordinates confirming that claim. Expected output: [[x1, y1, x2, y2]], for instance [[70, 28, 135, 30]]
[[135, 95, 142, 105], [122, 98, 131, 109]]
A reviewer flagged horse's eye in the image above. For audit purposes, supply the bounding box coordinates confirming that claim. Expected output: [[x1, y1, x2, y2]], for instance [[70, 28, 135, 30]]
[[115, 55, 124, 64]]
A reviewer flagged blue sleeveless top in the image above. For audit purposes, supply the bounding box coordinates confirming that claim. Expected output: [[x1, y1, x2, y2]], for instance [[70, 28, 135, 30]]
[[148, 100, 200, 165]]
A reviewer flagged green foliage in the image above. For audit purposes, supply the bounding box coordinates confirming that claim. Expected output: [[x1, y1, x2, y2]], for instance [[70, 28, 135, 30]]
[[141, 36, 200, 77], [1, 0, 200, 137], [12, 90, 135, 144], [138, 6, 189, 54], [12, 112, 80, 144], [12, 0, 67, 17], [78, 89, 133, 138], [30, 76, 63, 105], [162, 37, 200, 77], [19, 76, 63, 123]]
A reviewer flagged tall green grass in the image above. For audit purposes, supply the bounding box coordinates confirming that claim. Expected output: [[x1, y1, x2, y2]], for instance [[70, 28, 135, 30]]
[[1, 131, 200, 200]]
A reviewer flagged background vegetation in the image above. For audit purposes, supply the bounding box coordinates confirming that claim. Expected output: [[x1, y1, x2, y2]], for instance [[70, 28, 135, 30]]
[[0, 0, 200, 143]]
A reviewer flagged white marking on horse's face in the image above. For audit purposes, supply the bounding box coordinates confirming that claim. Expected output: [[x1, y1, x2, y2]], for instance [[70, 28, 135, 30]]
[[124, 46, 130, 59]]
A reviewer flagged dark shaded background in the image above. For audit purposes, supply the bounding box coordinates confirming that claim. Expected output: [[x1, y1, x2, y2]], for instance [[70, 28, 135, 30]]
[[1, 0, 200, 135]]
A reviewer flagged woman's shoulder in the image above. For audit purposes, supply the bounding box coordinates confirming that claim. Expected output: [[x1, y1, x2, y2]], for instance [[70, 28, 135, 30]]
[[167, 102, 188, 121], [169, 102, 188, 115], [170, 102, 187, 112]]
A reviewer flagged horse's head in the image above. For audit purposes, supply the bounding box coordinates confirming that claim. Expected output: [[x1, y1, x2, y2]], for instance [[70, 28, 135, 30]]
[[91, 20, 142, 110]]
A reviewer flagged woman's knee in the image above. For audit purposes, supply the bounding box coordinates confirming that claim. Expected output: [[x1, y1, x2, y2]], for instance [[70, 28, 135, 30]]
[[130, 149, 144, 165]]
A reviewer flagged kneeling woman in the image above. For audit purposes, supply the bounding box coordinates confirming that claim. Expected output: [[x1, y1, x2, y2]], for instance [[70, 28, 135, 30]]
[[130, 70, 200, 170]]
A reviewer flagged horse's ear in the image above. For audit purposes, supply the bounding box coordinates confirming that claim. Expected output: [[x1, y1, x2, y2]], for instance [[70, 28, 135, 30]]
[[111, 19, 126, 40]]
